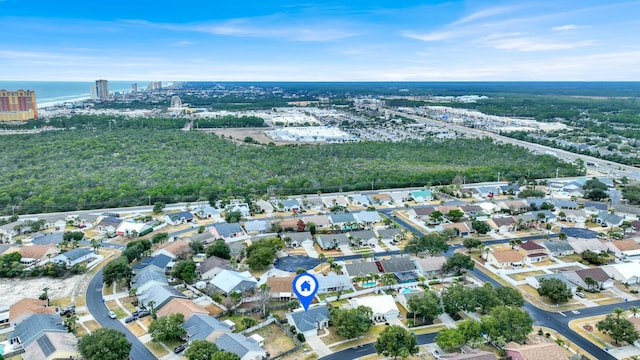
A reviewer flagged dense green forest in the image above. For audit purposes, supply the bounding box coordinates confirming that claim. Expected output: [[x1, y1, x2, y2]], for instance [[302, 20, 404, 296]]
[[0, 130, 580, 215]]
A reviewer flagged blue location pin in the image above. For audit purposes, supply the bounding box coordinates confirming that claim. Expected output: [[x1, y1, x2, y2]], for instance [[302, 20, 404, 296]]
[[292, 273, 319, 311]]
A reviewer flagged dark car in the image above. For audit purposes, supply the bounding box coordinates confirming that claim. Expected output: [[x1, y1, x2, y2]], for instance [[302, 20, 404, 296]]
[[124, 315, 138, 323], [137, 310, 151, 318], [131, 310, 140, 317], [174, 344, 187, 354]]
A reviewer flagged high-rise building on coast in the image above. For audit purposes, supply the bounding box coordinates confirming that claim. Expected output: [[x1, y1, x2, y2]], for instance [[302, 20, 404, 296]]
[[94, 79, 109, 100], [0, 89, 37, 121], [147, 81, 162, 90], [131, 83, 138, 92]]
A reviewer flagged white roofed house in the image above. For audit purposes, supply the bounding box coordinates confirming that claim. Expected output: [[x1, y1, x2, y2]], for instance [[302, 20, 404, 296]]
[[602, 263, 640, 284], [349, 295, 399, 322], [116, 221, 152, 237], [193, 205, 221, 219], [602, 239, 640, 260], [542, 240, 575, 257], [415, 256, 447, 276], [302, 214, 331, 230], [562, 209, 587, 224], [353, 211, 382, 226], [281, 231, 313, 248], [316, 272, 353, 293], [210, 222, 247, 243], [242, 220, 269, 235], [349, 230, 378, 247], [214, 332, 267, 360]]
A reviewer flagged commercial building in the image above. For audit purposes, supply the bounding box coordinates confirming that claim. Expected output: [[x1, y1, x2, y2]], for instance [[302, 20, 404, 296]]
[[0, 89, 37, 121]]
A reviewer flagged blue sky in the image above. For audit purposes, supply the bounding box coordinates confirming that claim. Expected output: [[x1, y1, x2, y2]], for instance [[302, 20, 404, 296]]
[[1, 0, 639, 81]]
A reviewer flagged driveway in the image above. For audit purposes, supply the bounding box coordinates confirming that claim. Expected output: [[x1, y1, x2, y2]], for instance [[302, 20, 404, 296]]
[[306, 335, 332, 357]]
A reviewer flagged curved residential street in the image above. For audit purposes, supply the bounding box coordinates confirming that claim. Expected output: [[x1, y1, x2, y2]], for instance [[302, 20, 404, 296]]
[[86, 270, 158, 360]]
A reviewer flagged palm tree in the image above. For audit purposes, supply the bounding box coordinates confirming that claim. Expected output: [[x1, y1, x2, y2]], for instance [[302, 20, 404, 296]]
[[558, 211, 567, 221], [90, 238, 100, 253], [629, 306, 639, 317], [64, 313, 79, 334], [129, 287, 138, 298], [614, 307, 625, 319], [558, 232, 568, 241]]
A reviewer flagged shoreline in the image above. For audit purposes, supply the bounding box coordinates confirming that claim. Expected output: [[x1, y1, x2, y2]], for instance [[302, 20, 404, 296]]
[[37, 87, 134, 109]]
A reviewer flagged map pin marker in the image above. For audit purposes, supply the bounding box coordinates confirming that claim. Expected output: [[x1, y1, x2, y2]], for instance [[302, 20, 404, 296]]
[[292, 272, 319, 311]]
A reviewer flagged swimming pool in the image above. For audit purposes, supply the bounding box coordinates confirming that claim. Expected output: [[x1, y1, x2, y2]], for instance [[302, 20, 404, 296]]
[[362, 281, 377, 288], [401, 288, 411, 294]]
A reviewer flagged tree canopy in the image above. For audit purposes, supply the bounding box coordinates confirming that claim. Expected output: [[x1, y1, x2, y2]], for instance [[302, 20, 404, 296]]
[[481, 306, 533, 344], [330, 305, 372, 339], [537, 278, 573, 303], [443, 253, 475, 274], [405, 233, 449, 256], [245, 237, 283, 270], [375, 325, 418, 360], [597, 310, 640, 345], [78, 328, 131, 360], [407, 290, 443, 323], [149, 313, 186, 342]]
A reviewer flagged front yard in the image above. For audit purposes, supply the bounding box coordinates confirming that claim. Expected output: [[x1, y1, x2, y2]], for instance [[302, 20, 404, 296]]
[[247, 324, 296, 357]]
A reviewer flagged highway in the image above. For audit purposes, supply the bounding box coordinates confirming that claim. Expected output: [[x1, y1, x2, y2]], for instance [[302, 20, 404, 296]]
[[86, 270, 158, 360], [388, 108, 640, 181]]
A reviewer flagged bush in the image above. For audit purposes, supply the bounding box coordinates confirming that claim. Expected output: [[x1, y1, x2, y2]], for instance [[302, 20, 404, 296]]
[[289, 325, 297, 334], [297, 333, 305, 342]]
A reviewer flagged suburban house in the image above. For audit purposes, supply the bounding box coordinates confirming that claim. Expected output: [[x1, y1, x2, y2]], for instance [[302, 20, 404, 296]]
[[255, 200, 275, 215], [210, 223, 247, 243], [266, 274, 297, 301], [5, 314, 79, 360], [328, 213, 357, 230], [476, 186, 498, 199], [152, 239, 191, 260], [277, 199, 301, 213], [164, 210, 194, 225], [562, 209, 587, 223], [208, 269, 257, 296], [408, 206, 436, 220], [368, 193, 392, 205], [499, 184, 520, 195], [349, 230, 378, 247], [322, 196, 349, 208], [278, 218, 303, 232], [52, 248, 94, 267], [541, 241, 575, 257], [567, 238, 608, 254], [138, 284, 187, 310], [281, 232, 313, 248], [132, 254, 173, 274], [344, 261, 382, 278], [594, 211, 624, 228], [94, 216, 122, 233], [441, 345, 497, 360], [380, 258, 417, 274], [602, 239, 640, 259], [316, 272, 352, 293], [301, 214, 331, 229], [504, 341, 568, 360], [286, 305, 330, 338], [528, 274, 577, 294], [116, 221, 152, 237], [302, 196, 325, 211], [353, 211, 382, 225], [499, 200, 529, 214], [16, 245, 59, 266], [183, 313, 232, 342], [242, 220, 269, 235], [9, 298, 56, 323], [553, 199, 578, 209], [197, 255, 232, 281], [193, 205, 221, 219], [156, 298, 209, 320], [519, 241, 549, 264], [410, 190, 434, 202], [415, 256, 447, 276], [602, 263, 640, 284], [440, 222, 471, 238], [459, 204, 484, 217], [376, 228, 404, 243], [562, 268, 614, 290], [583, 201, 609, 214], [132, 265, 168, 293], [31, 233, 63, 246], [531, 210, 557, 223], [349, 194, 371, 207], [225, 201, 251, 217], [349, 295, 399, 322], [214, 332, 267, 360], [486, 249, 526, 269], [316, 233, 350, 250], [489, 217, 517, 233]]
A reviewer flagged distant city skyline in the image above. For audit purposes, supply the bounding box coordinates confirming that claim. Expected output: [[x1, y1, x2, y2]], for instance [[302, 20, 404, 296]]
[[1, 0, 639, 81]]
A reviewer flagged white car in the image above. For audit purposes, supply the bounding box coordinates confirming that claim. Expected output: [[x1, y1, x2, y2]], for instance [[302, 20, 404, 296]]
[[108, 310, 117, 319]]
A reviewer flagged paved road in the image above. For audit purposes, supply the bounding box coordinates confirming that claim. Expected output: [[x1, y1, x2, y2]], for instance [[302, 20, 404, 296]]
[[319, 333, 437, 360], [86, 270, 158, 360]]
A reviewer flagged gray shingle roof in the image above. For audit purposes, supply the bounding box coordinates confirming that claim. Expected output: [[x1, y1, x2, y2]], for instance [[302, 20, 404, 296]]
[[349, 230, 377, 241], [380, 258, 416, 273], [212, 223, 244, 238], [60, 247, 92, 261], [215, 332, 265, 358], [288, 306, 330, 332], [139, 285, 186, 309], [376, 228, 403, 240], [183, 314, 230, 340], [561, 227, 598, 239], [132, 265, 168, 289], [167, 211, 194, 222], [281, 231, 313, 243], [9, 314, 67, 347], [345, 261, 381, 277], [31, 233, 63, 245], [329, 213, 356, 224], [542, 240, 574, 253]]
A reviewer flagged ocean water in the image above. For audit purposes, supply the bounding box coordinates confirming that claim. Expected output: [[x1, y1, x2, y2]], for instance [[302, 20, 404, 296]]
[[0, 81, 146, 107]]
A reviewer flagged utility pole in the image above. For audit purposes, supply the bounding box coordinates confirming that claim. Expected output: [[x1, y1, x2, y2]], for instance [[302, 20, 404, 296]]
[[148, 195, 151, 206], [497, 172, 501, 183], [556, 169, 559, 178]]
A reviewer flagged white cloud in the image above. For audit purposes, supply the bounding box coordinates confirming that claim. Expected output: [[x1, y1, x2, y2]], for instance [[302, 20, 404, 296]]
[[171, 40, 194, 46], [485, 36, 594, 52], [552, 24, 580, 31], [402, 30, 459, 42], [453, 5, 519, 25]]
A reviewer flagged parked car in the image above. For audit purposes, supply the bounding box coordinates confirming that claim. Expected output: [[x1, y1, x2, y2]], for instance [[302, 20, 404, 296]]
[[576, 292, 586, 298], [108, 311, 117, 319], [137, 310, 151, 318], [131, 310, 140, 317], [124, 315, 138, 323], [174, 344, 187, 354]]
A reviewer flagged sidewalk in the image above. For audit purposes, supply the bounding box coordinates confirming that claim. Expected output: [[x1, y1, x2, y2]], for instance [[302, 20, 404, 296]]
[[306, 335, 333, 357]]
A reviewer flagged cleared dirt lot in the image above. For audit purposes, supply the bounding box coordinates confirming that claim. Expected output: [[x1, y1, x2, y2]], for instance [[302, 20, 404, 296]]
[[0, 275, 82, 307], [197, 128, 280, 144]]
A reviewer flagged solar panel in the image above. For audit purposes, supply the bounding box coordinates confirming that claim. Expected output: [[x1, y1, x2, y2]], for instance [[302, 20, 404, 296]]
[[37, 334, 56, 357]]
